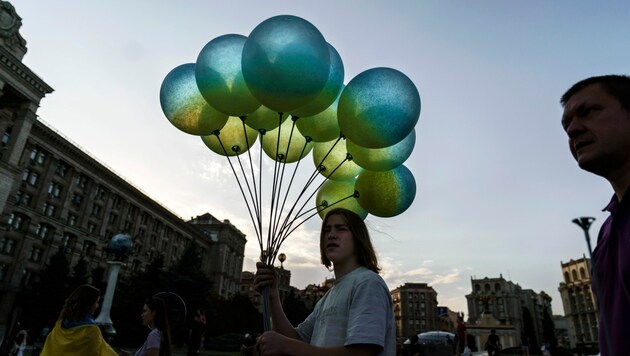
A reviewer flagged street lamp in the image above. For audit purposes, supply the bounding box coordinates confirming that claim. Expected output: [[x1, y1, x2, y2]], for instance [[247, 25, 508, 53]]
[[95, 233, 132, 341], [278, 253, 286, 269], [572, 217, 595, 259]]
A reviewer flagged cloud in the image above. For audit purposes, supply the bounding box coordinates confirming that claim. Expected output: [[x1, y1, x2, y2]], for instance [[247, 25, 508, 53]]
[[430, 269, 462, 285]]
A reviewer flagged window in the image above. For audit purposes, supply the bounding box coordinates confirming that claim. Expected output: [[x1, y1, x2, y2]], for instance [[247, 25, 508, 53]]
[[71, 194, 83, 207], [87, 222, 98, 234], [55, 161, 69, 177], [67, 214, 78, 226], [28, 246, 44, 262], [1, 126, 11, 146], [0, 263, 10, 282], [7, 213, 25, 231], [42, 202, 56, 217], [14, 190, 32, 207], [0, 237, 16, 255], [48, 182, 63, 198], [36, 223, 54, 240], [20, 269, 34, 286], [95, 185, 108, 200], [30, 147, 46, 165], [108, 213, 118, 225], [21, 168, 39, 186], [62, 233, 77, 249], [76, 174, 89, 189], [83, 241, 96, 257], [90, 204, 102, 217], [112, 195, 123, 209]]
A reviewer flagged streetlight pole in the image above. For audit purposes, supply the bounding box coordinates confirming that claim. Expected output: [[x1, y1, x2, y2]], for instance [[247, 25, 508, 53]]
[[572, 217, 596, 259]]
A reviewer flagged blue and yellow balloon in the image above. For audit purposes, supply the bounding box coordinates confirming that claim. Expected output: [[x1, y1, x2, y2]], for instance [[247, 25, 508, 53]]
[[338, 67, 420, 148], [195, 34, 261, 117], [355, 165, 416, 217], [316, 178, 367, 219], [242, 15, 330, 113], [160, 63, 228, 135]]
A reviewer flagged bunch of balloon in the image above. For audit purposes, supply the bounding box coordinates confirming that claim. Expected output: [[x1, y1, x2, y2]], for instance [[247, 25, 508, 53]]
[[159, 15, 420, 331]]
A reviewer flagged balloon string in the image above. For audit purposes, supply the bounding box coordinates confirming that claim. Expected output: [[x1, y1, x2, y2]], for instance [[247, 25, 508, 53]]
[[271, 135, 344, 250], [233, 137, 261, 233], [265, 112, 284, 263], [273, 137, 352, 255], [239, 116, 261, 225], [271, 138, 313, 254], [214, 133, 263, 251], [271, 118, 301, 242]]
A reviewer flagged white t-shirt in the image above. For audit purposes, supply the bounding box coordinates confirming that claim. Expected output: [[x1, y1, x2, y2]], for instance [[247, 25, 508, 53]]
[[296, 266, 396, 355]]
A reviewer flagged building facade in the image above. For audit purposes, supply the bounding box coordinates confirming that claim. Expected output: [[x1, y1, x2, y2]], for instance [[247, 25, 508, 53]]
[[558, 256, 598, 347], [466, 275, 552, 349], [0, 0, 246, 328], [391, 282, 439, 340]]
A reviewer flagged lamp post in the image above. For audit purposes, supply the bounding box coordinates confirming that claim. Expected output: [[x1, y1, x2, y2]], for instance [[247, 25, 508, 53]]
[[278, 253, 286, 269], [95, 233, 132, 342], [572, 217, 595, 259]]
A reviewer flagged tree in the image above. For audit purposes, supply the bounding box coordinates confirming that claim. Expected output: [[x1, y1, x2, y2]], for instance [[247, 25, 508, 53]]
[[541, 305, 557, 351], [522, 307, 538, 350], [68, 257, 90, 291], [19, 248, 71, 329], [282, 289, 310, 326]]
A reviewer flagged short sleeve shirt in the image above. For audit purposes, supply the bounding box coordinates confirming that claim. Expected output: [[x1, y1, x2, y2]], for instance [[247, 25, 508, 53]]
[[134, 329, 162, 356], [295, 267, 396, 355]]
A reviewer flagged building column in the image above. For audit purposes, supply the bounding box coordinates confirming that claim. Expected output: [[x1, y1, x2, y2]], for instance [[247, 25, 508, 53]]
[[0, 101, 38, 213]]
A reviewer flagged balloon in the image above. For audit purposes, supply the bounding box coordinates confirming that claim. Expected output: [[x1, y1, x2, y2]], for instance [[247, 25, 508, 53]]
[[242, 15, 330, 113], [312, 139, 362, 181], [295, 86, 342, 142], [159, 63, 229, 135], [355, 165, 416, 217], [201, 116, 258, 156], [346, 129, 416, 171], [338, 67, 420, 148], [290, 43, 344, 118], [195, 34, 261, 116], [245, 105, 287, 132], [315, 178, 367, 219], [261, 118, 313, 163]]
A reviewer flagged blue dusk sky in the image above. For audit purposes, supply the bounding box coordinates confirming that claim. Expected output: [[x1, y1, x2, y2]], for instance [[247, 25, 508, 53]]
[[13, 1, 630, 316]]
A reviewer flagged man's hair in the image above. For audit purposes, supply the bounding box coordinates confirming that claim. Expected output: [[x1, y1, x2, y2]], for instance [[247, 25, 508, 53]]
[[560, 74, 630, 110], [319, 208, 381, 273]]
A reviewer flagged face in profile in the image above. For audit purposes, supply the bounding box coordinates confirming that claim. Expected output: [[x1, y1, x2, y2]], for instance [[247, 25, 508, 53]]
[[141, 304, 155, 327], [562, 83, 630, 176]]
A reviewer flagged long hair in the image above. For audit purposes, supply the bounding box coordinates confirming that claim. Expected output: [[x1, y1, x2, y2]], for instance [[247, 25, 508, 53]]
[[58, 284, 100, 322], [320, 208, 381, 273], [144, 296, 173, 356]]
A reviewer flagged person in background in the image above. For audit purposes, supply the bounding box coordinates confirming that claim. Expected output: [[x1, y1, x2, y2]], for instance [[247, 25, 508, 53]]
[[40, 284, 122, 356], [187, 308, 206, 356], [254, 207, 396, 356], [486, 329, 500, 356], [520, 333, 529, 356], [9, 330, 27, 356], [455, 316, 466, 356], [560, 74, 630, 356]]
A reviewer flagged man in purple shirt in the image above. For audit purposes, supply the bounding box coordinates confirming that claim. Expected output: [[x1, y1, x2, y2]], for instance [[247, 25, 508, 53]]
[[560, 75, 630, 356]]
